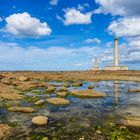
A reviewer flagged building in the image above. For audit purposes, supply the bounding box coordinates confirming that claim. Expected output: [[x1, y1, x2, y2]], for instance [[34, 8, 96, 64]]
[[91, 58, 101, 70], [104, 36, 128, 71]]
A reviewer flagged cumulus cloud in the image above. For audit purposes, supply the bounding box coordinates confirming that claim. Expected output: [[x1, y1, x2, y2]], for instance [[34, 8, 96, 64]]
[[63, 8, 93, 25], [85, 38, 101, 44], [95, 0, 140, 17], [5, 12, 52, 37], [50, 0, 58, 6], [108, 17, 140, 37]]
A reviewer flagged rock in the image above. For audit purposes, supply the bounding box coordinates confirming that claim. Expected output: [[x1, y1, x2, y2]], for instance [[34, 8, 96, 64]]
[[0, 96, 3, 102], [88, 85, 95, 89], [42, 137, 49, 140], [122, 116, 140, 127], [72, 81, 83, 87], [70, 89, 106, 98], [0, 124, 12, 139], [0, 93, 24, 100], [46, 97, 70, 105], [47, 86, 55, 93], [18, 76, 29, 82], [58, 87, 68, 92], [32, 116, 48, 125], [96, 130, 102, 135], [8, 106, 35, 113], [57, 91, 67, 97], [128, 89, 140, 92], [34, 99, 45, 105]]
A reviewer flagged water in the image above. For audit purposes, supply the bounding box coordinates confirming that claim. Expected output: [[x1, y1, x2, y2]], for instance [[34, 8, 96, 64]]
[[0, 80, 140, 139]]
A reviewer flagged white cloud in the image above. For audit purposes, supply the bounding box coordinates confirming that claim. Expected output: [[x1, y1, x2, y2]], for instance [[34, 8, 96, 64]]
[[95, 0, 140, 17], [108, 17, 140, 37], [50, 0, 58, 5], [5, 12, 52, 37], [85, 38, 101, 44], [63, 8, 93, 25]]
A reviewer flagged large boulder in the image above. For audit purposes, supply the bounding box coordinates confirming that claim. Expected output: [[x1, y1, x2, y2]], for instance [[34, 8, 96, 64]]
[[46, 97, 70, 105], [34, 99, 45, 105], [32, 116, 48, 125], [70, 89, 106, 98], [0, 124, 12, 139], [8, 106, 35, 113]]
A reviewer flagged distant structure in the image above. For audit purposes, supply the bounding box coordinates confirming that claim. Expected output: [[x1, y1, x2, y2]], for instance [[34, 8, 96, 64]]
[[92, 58, 101, 70], [104, 36, 128, 71]]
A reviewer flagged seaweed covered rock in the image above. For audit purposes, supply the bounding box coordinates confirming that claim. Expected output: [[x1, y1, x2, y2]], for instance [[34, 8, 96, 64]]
[[8, 106, 35, 113]]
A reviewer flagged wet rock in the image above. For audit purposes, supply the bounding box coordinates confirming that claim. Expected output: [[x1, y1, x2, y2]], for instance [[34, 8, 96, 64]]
[[58, 87, 68, 92], [8, 106, 35, 113], [0, 96, 3, 102], [32, 116, 48, 125], [122, 116, 140, 127], [47, 86, 56, 93], [128, 89, 140, 92], [18, 76, 29, 82], [0, 93, 24, 100], [0, 124, 12, 139], [57, 91, 67, 97], [34, 99, 45, 105], [88, 85, 95, 89], [72, 81, 83, 87], [70, 89, 106, 98], [46, 97, 70, 105]]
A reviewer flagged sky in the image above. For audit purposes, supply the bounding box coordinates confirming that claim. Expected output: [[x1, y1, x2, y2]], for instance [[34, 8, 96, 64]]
[[0, 0, 140, 71]]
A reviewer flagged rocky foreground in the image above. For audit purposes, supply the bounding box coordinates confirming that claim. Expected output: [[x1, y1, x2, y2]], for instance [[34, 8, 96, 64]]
[[0, 71, 140, 139]]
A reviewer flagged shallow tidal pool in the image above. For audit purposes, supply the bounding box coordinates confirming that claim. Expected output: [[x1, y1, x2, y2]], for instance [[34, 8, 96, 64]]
[[0, 80, 140, 140]]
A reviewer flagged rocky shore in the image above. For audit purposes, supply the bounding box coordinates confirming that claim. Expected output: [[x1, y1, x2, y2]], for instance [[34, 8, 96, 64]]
[[0, 71, 140, 139]]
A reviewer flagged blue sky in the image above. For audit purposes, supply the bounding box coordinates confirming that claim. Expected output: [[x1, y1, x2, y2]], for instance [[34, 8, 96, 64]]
[[0, 0, 140, 70]]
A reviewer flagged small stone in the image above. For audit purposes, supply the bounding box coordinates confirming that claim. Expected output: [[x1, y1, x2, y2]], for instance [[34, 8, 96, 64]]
[[32, 116, 48, 125], [46, 97, 70, 105], [18, 76, 29, 82], [0, 96, 3, 102], [88, 85, 95, 89], [42, 137, 49, 140], [96, 130, 102, 135], [72, 81, 83, 87], [57, 92, 67, 97], [34, 99, 45, 105], [47, 86, 55, 93], [58, 87, 68, 92]]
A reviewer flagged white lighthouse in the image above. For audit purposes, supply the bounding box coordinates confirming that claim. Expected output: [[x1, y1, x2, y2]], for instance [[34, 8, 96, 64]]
[[104, 36, 128, 71]]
